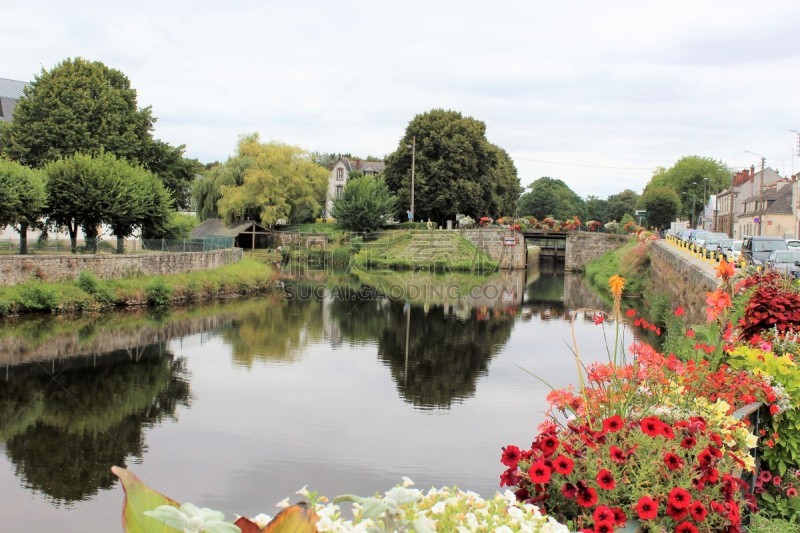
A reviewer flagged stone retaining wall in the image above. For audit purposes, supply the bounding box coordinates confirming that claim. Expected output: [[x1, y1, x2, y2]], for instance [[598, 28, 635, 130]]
[[565, 233, 629, 272], [460, 229, 527, 269], [0, 248, 243, 286], [649, 240, 718, 323]]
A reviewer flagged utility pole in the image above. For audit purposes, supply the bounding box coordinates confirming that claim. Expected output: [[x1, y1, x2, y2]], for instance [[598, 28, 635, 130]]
[[758, 156, 765, 236], [410, 136, 416, 221]]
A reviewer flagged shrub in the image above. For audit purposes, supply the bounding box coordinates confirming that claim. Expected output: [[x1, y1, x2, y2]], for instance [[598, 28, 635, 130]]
[[17, 281, 58, 311], [145, 278, 172, 307], [77, 270, 114, 304]]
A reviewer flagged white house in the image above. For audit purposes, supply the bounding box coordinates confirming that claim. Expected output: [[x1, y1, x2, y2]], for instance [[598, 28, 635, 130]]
[[324, 157, 385, 217]]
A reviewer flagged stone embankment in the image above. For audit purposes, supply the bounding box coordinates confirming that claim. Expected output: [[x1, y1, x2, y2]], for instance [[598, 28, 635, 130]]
[[0, 248, 243, 286], [649, 240, 719, 322]]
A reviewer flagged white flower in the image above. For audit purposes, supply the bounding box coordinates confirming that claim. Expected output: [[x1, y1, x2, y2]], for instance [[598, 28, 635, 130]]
[[144, 503, 240, 533], [250, 513, 272, 528], [401, 476, 415, 487], [430, 501, 446, 514], [495, 526, 514, 533], [296, 485, 311, 498], [275, 497, 290, 508]]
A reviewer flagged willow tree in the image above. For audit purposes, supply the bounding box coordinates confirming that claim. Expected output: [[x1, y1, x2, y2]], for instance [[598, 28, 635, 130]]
[[216, 135, 328, 226]]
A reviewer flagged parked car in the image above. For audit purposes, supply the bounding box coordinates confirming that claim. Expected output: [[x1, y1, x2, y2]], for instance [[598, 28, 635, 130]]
[[728, 240, 743, 263], [741, 236, 789, 267], [717, 238, 735, 260], [786, 239, 800, 249], [703, 233, 728, 258], [765, 250, 800, 278]]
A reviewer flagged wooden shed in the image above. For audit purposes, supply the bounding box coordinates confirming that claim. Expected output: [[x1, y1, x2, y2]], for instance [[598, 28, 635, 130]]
[[190, 219, 272, 250]]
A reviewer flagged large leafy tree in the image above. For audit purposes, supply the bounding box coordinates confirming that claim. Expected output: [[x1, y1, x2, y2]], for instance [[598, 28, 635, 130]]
[[639, 186, 681, 230], [0, 159, 47, 254], [215, 135, 328, 226], [605, 189, 639, 222], [384, 109, 520, 225], [332, 175, 397, 232], [517, 177, 585, 221], [0, 57, 199, 208], [45, 152, 170, 253], [584, 195, 608, 224], [645, 156, 730, 223]]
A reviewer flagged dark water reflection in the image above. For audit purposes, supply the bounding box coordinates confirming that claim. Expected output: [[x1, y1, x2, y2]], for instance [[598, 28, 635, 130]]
[[0, 267, 621, 531]]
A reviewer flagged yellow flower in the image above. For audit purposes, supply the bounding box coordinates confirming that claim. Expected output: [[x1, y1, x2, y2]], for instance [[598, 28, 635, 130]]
[[743, 454, 756, 471], [745, 433, 758, 449], [608, 275, 625, 298]]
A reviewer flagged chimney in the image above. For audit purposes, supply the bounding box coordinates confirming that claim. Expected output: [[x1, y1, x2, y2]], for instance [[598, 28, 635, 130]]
[[750, 165, 755, 178]]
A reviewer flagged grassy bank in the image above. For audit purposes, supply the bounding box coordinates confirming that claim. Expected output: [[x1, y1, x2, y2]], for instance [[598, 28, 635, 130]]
[[584, 237, 649, 296], [0, 258, 276, 316], [353, 231, 498, 271]]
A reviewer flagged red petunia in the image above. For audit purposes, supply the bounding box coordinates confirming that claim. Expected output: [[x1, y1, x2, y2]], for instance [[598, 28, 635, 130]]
[[610, 507, 627, 525], [667, 503, 689, 521], [601, 415, 624, 434], [500, 468, 520, 487], [561, 482, 577, 499], [681, 436, 697, 449], [501, 445, 522, 468], [668, 487, 692, 509], [626, 308, 636, 317], [576, 487, 598, 508], [593, 521, 615, 533], [592, 506, 615, 523], [539, 435, 560, 456], [675, 522, 699, 533], [640, 416, 664, 437], [552, 454, 574, 475], [635, 496, 659, 520], [596, 469, 616, 490], [664, 452, 684, 470], [674, 306, 685, 317], [686, 329, 695, 338], [689, 500, 708, 522], [609, 446, 627, 463], [528, 459, 552, 484]]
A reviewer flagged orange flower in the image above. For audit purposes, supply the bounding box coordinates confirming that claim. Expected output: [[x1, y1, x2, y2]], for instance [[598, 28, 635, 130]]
[[705, 289, 732, 322], [715, 259, 735, 281], [608, 275, 626, 299]]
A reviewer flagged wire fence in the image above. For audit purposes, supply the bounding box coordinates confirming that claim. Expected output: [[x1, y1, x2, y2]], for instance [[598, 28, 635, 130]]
[[0, 237, 235, 255]]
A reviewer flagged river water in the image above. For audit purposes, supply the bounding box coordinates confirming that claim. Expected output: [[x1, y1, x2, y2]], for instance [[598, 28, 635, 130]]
[[0, 265, 630, 532]]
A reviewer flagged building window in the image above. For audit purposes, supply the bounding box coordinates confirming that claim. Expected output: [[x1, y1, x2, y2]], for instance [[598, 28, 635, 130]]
[[336, 185, 343, 198], [336, 168, 344, 181]]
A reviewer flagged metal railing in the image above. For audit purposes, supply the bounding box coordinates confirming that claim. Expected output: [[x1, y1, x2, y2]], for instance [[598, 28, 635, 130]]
[[0, 237, 235, 254]]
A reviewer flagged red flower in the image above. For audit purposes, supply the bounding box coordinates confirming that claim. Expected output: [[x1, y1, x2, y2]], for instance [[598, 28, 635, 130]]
[[601, 415, 624, 434], [593, 521, 614, 533], [635, 496, 659, 520], [528, 459, 552, 484], [787, 487, 798, 497], [668, 487, 692, 509], [609, 446, 627, 463], [674, 306, 685, 317], [610, 507, 627, 525], [561, 482, 577, 499], [640, 416, 664, 437], [689, 500, 708, 522], [626, 308, 636, 317], [686, 329, 696, 338], [664, 453, 684, 470], [593, 313, 604, 325], [667, 503, 689, 520], [675, 522, 699, 533], [576, 487, 598, 507], [596, 469, 616, 490], [592, 506, 615, 523], [681, 436, 697, 449], [539, 435, 560, 456], [552, 454, 574, 475], [501, 445, 522, 468], [499, 468, 520, 487]]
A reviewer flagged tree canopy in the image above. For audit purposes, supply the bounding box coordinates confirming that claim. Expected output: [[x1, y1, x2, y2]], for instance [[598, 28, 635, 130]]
[[605, 189, 639, 223], [384, 109, 520, 224], [332, 175, 397, 232], [0, 57, 200, 208], [0, 159, 47, 253], [517, 177, 585, 221], [645, 156, 730, 223], [639, 186, 681, 229], [214, 135, 328, 226]]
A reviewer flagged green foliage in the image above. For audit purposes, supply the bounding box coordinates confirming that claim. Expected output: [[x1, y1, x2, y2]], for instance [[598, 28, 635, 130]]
[[639, 186, 681, 229], [517, 177, 585, 220], [156, 212, 199, 240], [605, 189, 639, 222], [584, 195, 608, 224], [646, 156, 730, 223], [332, 175, 396, 232], [212, 134, 328, 226], [17, 281, 59, 311], [383, 109, 521, 224], [748, 513, 799, 533], [0, 158, 47, 253], [584, 238, 649, 296], [145, 279, 173, 307], [77, 270, 113, 304], [352, 231, 497, 271]]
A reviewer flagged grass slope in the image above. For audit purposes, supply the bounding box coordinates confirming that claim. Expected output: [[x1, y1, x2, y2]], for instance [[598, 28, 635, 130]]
[[353, 231, 498, 271]]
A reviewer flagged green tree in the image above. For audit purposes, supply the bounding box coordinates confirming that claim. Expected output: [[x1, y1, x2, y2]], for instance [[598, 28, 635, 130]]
[[517, 177, 585, 220], [0, 159, 47, 254], [193, 149, 251, 221], [487, 145, 522, 216], [332, 175, 397, 232], [108, 165, 173, 251], [605, 189, 639, 222], [384, 109, 520, 224], [639, 186, 681, 229], [216, 135, 328, 226], [646, 156, 730, 223], [0, 57, 198, 207], [584, 195, 608, 224]]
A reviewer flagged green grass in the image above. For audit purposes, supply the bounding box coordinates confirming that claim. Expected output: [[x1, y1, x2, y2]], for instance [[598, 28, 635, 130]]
[[747, 513, 798, 533], [584, 238, 649, 297], [0, 258, 275, 316]]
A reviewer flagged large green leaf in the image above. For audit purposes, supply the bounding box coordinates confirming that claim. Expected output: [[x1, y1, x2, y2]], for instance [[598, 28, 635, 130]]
[[111, 466, 181, 533]]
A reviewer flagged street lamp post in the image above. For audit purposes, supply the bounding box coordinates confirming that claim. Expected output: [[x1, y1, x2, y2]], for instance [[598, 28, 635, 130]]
[[409, 136, 416, 221], [745, 151, 766, 236]]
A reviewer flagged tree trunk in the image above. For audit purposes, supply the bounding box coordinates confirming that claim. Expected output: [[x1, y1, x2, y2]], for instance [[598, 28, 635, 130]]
[[116, 235, 125, 254], [69, 224, 78, 254], [18, 222, 28, 255], [84, 226, 99, 253]]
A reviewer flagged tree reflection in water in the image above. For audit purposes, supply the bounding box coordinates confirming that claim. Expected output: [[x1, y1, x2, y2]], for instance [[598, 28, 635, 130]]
[[0, 345, 190, 504]]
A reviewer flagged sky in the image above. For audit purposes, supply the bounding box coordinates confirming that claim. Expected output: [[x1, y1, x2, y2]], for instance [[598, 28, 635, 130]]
[[4, 0, 800, 199]]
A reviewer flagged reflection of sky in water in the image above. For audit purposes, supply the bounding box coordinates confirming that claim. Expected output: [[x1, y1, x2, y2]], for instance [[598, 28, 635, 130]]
[[0, 272, 634, 531]]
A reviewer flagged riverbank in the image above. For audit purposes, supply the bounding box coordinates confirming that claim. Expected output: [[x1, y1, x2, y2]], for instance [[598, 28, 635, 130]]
[[0, 257, 276, 316], [352, 231, 498, 271]]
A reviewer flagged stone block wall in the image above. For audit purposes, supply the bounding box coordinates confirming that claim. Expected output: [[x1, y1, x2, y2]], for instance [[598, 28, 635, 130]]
[[565, 233, 629, 272], [460, 229, 527, 269], [649, 241, 717, 324], [0, 248, 243, 286]]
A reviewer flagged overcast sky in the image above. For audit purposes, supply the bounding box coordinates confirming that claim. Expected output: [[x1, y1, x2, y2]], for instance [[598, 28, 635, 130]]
[[4, 0, 800, 198]]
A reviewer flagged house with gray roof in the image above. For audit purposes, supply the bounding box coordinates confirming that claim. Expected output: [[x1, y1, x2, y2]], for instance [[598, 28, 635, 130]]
[[736, 181, 795, 238], [324, 157, 386, 217], [0, 77, 28, 122], [190, 218, 272, 249]]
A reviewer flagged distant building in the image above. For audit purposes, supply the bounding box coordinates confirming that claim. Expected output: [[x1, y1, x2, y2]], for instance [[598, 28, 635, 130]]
[[716, 165, 782, 239], [0, 77, 28, 122], [190, 218, 271, 249], [736, 181, 795, 238], [324, 157, 385, 217]]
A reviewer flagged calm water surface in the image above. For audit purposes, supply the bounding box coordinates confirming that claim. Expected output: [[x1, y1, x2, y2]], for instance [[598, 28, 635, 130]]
[[0, 266, 629, 532]]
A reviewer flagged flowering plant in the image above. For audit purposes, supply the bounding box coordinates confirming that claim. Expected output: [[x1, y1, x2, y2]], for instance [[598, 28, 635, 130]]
[[479, 216, 493, 227], [587, 221, 602, 232]]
